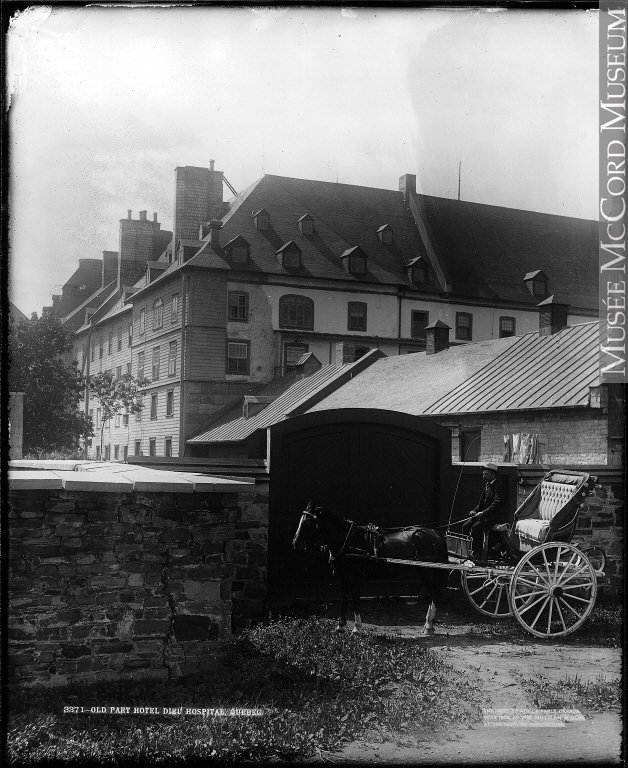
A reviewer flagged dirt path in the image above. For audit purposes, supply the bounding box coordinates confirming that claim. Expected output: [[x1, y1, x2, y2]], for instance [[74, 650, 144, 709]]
[[309, 607, 623, 764]]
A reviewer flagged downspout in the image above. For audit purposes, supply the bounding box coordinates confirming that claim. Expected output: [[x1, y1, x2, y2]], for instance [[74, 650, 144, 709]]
[[178, 272, 188, 458], [82, 322, 92, 458]]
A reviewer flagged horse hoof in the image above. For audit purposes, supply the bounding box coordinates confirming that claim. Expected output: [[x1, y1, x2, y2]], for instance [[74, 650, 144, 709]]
[[335, 625, 345, 632], [351, 626, 361, 634], [421, 626, 436, 636]]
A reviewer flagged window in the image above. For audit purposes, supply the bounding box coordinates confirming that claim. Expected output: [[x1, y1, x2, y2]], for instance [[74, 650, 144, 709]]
[[341, 247, 367, 275], [126, 362, 131, 375], [123, 446, 128, 461], [228, 293, 249, 322], [278, 242, 302, 269], [152, 347, 160, 380], [232, 245, 249, 263], [104, 444, 111, 461], [96, 408, 101, 428], [123, 413, 129, 426], [89, 408, 93, 425], [128, 322, 133, 346], [279, 294, 314, 329], [411, 311, 429, 339], [134, 440, 141, 456], [99, 338, 103, 359], [499, 316, 516, 338], [139, 308, 146, 334], [460, 428, 481, 462], [168, 342, 177, 376], [136, 397, 142, 422], [117, 326, 122, 351], [116, 366, 122, 379], [150, 393, 158, 419], [284, 344, 308, 373], [456, 312, 473, 341], [153, 298, 163, 329], [165, 437, 172, 458], [114, 413, 121, 428], [149, 438, 156, 457], [378, 225, 393, 244], [533, 279, 547, 297], [114, 445, 119, 460], [348, 302, 367, 332], [91, 343, 95, 362], [138, 352, 145, 379], [253, 209, 269, 230], [298, 214, 314, 235], [227, 341, 250, 375], [108, 332, 112, 355], [96, 446, 101, 460], [171, 293, 179, 323], [166, 389, 174, 417]]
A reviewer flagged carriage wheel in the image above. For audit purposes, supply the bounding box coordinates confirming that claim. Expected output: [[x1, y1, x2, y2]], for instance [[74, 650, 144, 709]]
[[462, 569, 513, 618], [509, 542, 597, 639]]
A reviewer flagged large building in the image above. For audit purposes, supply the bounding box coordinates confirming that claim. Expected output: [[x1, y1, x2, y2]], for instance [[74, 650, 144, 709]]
[[48, 161, 598, 460]]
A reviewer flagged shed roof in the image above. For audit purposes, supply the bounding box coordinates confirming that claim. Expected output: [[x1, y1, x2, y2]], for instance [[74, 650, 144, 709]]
[[309, 322, 600, 417]]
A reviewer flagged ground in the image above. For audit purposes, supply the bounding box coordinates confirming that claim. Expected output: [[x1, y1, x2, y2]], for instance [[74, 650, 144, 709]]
[[299, 597, 623, 765]]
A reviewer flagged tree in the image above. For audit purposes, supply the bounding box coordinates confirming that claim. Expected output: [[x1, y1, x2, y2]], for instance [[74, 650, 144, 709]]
[[8, 312, 93, 456], [88, 371, 149, 458]]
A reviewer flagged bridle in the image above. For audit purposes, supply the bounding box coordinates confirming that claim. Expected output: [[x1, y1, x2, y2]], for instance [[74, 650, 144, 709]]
[[297, 507, 356, 563]]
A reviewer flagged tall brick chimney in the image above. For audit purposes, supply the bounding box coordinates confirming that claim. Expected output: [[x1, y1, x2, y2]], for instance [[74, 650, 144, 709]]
[[425, 320, 450, 354], [399, 173, 416, 203], [173, 163, 224, 246], [117, 211, 172, 288], [538, 296, 569, 336]]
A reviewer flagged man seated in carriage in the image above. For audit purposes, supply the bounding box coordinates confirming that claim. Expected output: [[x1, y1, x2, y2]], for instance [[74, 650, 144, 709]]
[[462, 462, 504, 560]]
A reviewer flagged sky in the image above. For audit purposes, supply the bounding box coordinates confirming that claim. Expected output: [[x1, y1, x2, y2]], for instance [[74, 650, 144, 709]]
[[7, 6, 598, 317]]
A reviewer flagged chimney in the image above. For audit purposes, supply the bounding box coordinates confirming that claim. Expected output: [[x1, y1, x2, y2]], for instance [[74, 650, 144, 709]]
[[335, 342, 371, 366], [127, 210, 132, 219], [425, 320, 450, 355], [153, 212, 158, 223], [399, 173, 416, 203], [209, 159, 215, 171], [209, 219, 223, 249], [139, 210, 147, 222], [538, 296, 569, 336]]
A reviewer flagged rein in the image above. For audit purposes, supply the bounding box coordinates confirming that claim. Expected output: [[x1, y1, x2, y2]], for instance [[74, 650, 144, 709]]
[[329, 521, 355, 563]]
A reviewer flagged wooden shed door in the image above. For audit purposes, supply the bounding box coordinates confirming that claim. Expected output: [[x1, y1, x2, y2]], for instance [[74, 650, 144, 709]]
[[268, 409, 451, 600]]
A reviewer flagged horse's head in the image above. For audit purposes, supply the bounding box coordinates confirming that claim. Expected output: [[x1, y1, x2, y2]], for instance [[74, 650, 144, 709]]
[[292, 500, 321, 551]]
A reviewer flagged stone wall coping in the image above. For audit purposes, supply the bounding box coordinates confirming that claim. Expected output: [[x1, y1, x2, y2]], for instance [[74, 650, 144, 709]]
[[9, 461, 255, 493]]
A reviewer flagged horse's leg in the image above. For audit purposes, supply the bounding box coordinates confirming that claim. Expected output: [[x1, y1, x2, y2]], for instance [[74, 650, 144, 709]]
[[337, 576, 348, 631], [350, 582, 362, 633], [422, 599, 437, 635]]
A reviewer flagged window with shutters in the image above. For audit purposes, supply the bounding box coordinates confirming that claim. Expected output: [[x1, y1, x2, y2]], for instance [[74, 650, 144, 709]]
[[139, 308, 146, 334], [149, 438, 156, 456], [166, 389, 174, 417], [153, 298, 163, 329], [137, 352, 145, 379], [152, 347, 160, 380], [279, 295, 314, 329], [171, 293, 179, 323], [150, 393, 157, 419], [228, 293, 249, 322], [165, 437, 172, 458], [168, 341, 177, 376]]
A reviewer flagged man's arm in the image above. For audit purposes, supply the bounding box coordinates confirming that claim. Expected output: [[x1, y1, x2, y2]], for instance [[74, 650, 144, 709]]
[[476, 484, 504, 520]]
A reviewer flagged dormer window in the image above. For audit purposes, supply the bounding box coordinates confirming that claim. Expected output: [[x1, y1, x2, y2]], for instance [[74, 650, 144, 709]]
[[407, 257, 428, 285], [298, 214, 314, 235], [276, 241, 302, 269], [341, 246, 367, 276], [377, 224, 393, 245], [523, 270, 549, 298], [224, 235, 251, 264], [252, 208, 270, 231]]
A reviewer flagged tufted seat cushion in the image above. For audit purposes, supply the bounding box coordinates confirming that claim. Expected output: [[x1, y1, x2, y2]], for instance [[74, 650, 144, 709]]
[[514, 479, 578, 551]]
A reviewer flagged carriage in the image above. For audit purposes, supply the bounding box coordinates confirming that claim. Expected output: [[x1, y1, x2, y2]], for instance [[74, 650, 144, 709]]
[[295, 469, 607, 640]]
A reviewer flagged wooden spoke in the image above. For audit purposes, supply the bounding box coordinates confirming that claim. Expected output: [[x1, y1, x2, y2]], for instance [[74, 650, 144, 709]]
[[529, 596, 551, 631], [558, 564, 589, 587], [558, 596, 585, 620], [512, 589, 547, 602], [560, 592, 594, 605], [462, 572, 512, 618], [554, 598, 567, 633], [561, 581, 595, 591]]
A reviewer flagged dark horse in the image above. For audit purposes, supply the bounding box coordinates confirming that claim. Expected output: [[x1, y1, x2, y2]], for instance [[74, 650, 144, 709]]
[[292, 501, 449, 634]]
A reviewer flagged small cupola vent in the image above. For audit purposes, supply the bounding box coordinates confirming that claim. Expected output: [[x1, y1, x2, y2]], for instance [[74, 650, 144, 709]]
[[298, 213, 314, 235], [377, 224, 393, 245], [252, 208, 270, 231], [524, 269, 549, 299]]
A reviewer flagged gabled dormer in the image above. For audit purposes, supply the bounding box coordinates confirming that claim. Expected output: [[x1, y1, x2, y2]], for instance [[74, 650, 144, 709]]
[[340, 246, 367, 276], [252, 208, 270, 231], [377, 224, 393, 245], [276, 241, 302, 269], [223, 235, 251, 265], [298, 213, 314, 235], [406, 256, 428, 285], [524, 269, 549, 299]]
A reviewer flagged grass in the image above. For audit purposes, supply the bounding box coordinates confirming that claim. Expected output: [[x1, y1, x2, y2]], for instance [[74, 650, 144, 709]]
[[519, 671, 622, 712], [7, 617, 483, 766]]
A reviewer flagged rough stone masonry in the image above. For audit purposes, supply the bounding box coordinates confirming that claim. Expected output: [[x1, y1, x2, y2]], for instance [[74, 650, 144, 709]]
[[8, 483, 269, 687]]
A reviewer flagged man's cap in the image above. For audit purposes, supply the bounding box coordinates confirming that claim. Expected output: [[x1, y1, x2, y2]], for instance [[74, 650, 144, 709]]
[[482, 462, 498, 473]]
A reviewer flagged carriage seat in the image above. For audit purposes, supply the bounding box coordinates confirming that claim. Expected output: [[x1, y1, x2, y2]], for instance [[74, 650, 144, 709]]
[[513, 473, 581, 552]]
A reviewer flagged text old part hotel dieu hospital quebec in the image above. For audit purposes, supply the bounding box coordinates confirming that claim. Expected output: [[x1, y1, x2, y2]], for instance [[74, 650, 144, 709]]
[[45, 160, 600, 464]]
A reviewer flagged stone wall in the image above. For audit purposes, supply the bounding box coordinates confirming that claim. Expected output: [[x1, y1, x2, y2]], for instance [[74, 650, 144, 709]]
[[8, 482, 269, 687]]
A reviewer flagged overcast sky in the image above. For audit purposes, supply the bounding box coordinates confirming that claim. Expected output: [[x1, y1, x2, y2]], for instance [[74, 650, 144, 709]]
[[8, 6, 598, 317]]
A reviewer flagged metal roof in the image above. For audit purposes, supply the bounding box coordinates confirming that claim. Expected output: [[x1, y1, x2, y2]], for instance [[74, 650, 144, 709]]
[[310, 323, 600, 417]]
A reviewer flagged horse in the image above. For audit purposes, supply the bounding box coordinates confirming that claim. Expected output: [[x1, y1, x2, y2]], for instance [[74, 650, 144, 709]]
[[292, 501, 449, 635]]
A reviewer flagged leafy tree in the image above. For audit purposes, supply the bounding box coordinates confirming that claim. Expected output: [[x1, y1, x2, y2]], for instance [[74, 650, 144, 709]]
[[88, 371, 149, 458], [8, 312, 93, 456]]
